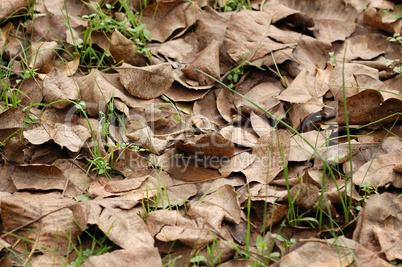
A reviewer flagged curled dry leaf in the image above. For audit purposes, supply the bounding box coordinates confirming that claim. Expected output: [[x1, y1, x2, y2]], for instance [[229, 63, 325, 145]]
[[110, 30, 147, 66], [181, 40, 221, 86], [29, 41, 58, 73], [118, 63, 174, 99], [353, 151, 402, 188], [242, 129, 291, 184], [141, 0, 200, 42], [42, 68, 79, 108], [186, 184, 241, 233], [126, 126, 169, 155], [164, 83, 209, 102], [363, 6, 402, 33], [269, 0, 359, 42], [146, 209, 216, 249]]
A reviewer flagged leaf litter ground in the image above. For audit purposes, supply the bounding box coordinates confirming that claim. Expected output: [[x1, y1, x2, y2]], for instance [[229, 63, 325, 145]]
[[0, 0, 401, 266]]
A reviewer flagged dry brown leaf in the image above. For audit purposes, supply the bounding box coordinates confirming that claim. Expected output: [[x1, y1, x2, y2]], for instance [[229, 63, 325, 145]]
[[156, 33, 198, 64], [1, 192, 80, 255], [29, 41, 58, 74], [219, 152, 255, 177], [224, 10, 296, 64], [166, 155, 224, 182], [269, 0, 359, 42], [292, 35, 332, 71], [196, 6, 230, 51], [353, 151, 402, 188], [0, 0, 30, 23], [146, 209, 216, 249], [11, 164, 67, 191], [164, 83, 209, 102], [141, 0, 200, 42], [181, 40, 221, 86], [363, 5, 402, 33], [353, 192, 402, 262], [220, 125, 259, 148], [242, 130, 291, 184], [110, 30, 147, 66], [338, 33, 390, 61], [126, 126, 169, 155], [42, 68, 79, 108], [176, 132, 235, 159], [234, 81, 283, 117], [336, 89, 402, 126], [186, 184, 241, 233], [118, 63, 174, 99], [250, 112, 274, 137], [81, 248, 162, 267], [289, 130, 329, 162], [281, 236, 392, 266]]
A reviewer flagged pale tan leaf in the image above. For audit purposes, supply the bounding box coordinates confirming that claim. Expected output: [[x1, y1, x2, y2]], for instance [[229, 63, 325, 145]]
[[0, 192, 80, 256], [81, 248, 162, 267], [11, 164, 67, 191], [42, 68, 79, 108], [29, 41, 58, 73], [353, 151, 402, 188]]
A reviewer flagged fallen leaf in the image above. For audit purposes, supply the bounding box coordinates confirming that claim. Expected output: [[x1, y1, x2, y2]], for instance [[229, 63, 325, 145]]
[[118, 63, 174, 99]]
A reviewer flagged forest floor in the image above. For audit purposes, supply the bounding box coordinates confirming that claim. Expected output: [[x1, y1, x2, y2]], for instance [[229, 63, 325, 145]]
[[0, 0, 401, 266]]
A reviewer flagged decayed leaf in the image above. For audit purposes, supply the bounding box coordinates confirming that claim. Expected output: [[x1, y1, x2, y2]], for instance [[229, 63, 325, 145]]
[[110, 30, 147, 66], [292, 35, 332, 71], [353, 192, 402, 261], [1, 192, 80, 255], [141, 0, 200, 42], [118, 63, 174, 99], [182, 39, 221, 86], [42, 68, 79, 108]]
